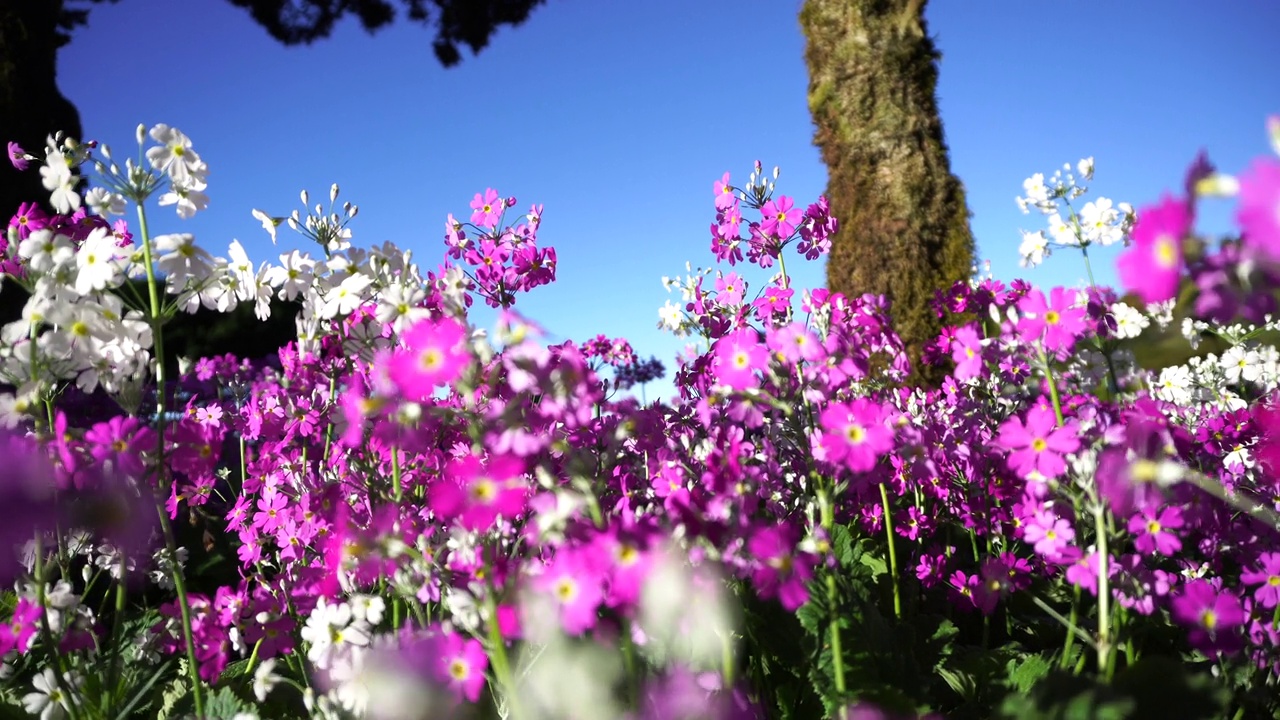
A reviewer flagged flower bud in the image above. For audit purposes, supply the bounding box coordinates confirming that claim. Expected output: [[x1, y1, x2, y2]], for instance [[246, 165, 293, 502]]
[[330, 183, 339, 203], [300, 189, 309, 206], [136, 124, 146, 145]]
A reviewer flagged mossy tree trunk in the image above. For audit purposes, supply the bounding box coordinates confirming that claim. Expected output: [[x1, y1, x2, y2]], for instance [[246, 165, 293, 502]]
[[801, 0, 974, 384]]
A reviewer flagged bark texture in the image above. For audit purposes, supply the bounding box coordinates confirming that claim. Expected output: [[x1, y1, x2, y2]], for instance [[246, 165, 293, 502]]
[[801, 0, 974, 384]]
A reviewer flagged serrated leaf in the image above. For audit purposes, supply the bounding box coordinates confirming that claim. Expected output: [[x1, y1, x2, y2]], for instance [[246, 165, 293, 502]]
[[218, 657, 255, 684], [1005, 653, 1052, 695]]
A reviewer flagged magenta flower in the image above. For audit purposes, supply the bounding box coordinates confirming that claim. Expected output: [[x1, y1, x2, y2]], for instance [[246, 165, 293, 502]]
[[7, 142, 28, 171], [761, 195, 797, 238], [83, 415, 155, 480], [430, 453, 527, 532], [818, 398, 895, 473], [766, 322, 826, 365], [1241, 552, 1280, 609], [434, 630, 489, 703], [950, 324, 985, 380], [537, 548, 605, 635], [0, 597, 39, 656], [995, 405, 1080, 480], [752, 286, 794, 320], [1022, 511, 1074, 560], [469, 187, 503, 228], [1016, 287, 1087, 354], [713, 172, 736, 211], [1171, 580, 1245, 656], [387, 316, 471, 401], [1116, 194, 1188, 304], [715, 272, 746, 306], [712, 327, 768, 391], [748, 525, 812, 611], [1237, 156, 1280, 260], [1127, 505, 1183, 556]]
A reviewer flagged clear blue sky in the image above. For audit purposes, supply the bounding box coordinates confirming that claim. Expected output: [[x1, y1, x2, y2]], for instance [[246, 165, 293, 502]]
[[58, 0, 1279, 401]]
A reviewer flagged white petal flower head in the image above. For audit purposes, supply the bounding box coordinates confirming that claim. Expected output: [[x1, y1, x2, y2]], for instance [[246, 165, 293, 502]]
[[1046, 212, 1079, 247], [1077, 157, 1095, 181], [84, 187, 126, 216], [252, 209, 281, 245], [75, 228, 124, 295], [40, 155, 80, 215], [146, 124, 204, 186], [1109, 302, 1149, 340], [158, 178, 210, 219], [23, 667, 79, 720], [1022, 173, 1050, 204], [1018, 230, 1048, 268]]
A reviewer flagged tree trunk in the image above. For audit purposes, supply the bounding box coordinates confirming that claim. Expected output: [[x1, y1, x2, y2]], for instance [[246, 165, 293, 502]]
[[0, 0, 82, 220], [801, 0, 974, 384]]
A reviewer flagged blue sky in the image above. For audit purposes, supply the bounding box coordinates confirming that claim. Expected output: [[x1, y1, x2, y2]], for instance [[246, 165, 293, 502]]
[[58, 0, 1279, 401]]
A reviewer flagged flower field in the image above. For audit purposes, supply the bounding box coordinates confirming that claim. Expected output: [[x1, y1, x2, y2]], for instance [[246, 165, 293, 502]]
[[1, 119, 1280, 719]]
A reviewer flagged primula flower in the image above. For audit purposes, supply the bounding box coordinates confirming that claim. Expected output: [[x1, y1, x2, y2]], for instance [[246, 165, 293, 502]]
[[1127, 505, 1183, 556], [434, 630, 488, 702], [1016, 287, 1087, 354], [752, 286, 794, 320], [1, 597, 39, 655], [537, 548, 605, 635], [1116, 194, 1188, 304], [950, 324, 985, 380], [748, 525, 812, 611], [714, 172, 736, 210], [469, 187, 503, 228], [760, 195, 798, 238], [387, 316, 471, 401], [430, 453, 527, 532], [1171, 580, 1245, 657], [1022, 511, 1074, 560], [715, 272, 745, 306], [1241, 552, 1280, 609], [995, 405, 1080, 480], [818, 399, 894, 473], [766, 322, 825, 365], [83, 415, 154, 479], [712, 328, 767, 391], [1237, 156, 1280, 260]]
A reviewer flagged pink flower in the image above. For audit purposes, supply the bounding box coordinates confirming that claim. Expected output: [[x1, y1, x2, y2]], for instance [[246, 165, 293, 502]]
[[1237, 157, 1280, 260], [712, 328, 768, 390], [434, 630, 489, 703], [1127, 505, 1183, 556], [83, 415, 155, 479], [469, 187, 503, 228], [1016, 287, 1087, 354], [715, 272, 746, 306], [0, 597, 39, 655], [430, 453, 527, 532], [752, 286, 794, 320], [761, 195, 797, 238], [1171, 580, 1245, 657], [950, 324, 985, 380], [995, 405, 1080, 480], [766, 322, 826, 365], [1023, 510, 1075, 559], [1241, 552, 1280, 609], [537, 548, 605, 635], [387, 316, 471, 401], [713, 172, 736, 211], [818, 398, 895, 473], [748, 525, 812, 611], [1116, 194, 1188, 304]]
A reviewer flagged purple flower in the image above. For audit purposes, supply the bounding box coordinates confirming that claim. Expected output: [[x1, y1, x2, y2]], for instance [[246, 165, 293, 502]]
[[1127, 505, 1183, 556], [995, 405, 1080, 481], [1171, 579, 1245, 657], [1241, 552, 1280, 610]]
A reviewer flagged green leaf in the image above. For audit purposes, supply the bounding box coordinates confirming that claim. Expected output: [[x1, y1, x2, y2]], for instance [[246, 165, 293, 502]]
[[218, 657, 255, 684], [1005, 653, 1053, 695]]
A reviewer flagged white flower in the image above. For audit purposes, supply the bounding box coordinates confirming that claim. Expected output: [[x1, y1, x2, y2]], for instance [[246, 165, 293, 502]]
[[265, 250, 316, 301], [349, 594, 385, 626], [1046, 212, 1079, 246], [1221, 345, 1263, 385], [75, 228, 124, 295], [658, 300, 683, 332], [253, 658, 281, 702], [1077, 157, 1095, 181], [84, 187, 126, 216], [40, 152, 80, 215], [1110, 302, 1150, 340], [375, 282, 426, 333], [317, 273, 373, 320], [158, 178, 210, 219], [19, 230, 75, 274], [1079, 197, 1123, 246], [301, 598, 371, 668], [1021, 173, 1050, 208], [1154, 365, 1194, 406], [1018, 230, 1049, 268], [252, 209, 282, 244], [154, 233, 215, 291], [23, 668, 79, 720], [146, 124, 205, 186]]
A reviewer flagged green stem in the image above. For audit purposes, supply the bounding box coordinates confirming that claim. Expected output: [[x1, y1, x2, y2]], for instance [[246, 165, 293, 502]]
[[391, 445, 402, 502], [878, 483, 902, 619], [137, 202, 205, 718], [1040, 350, 1065, 426], [1060, 585, 1080, 670], [817, 480, 848, 718], [1092, 504, 1112, 680]]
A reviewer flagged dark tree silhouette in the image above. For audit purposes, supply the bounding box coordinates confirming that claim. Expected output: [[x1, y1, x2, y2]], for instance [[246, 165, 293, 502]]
[[802, 0, 975, 384]]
